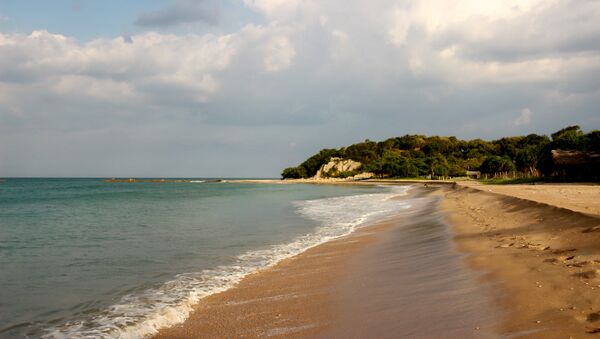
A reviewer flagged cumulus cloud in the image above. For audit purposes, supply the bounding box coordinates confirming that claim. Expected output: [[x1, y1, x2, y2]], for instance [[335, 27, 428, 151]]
[[1, 0, 600, 176], [135, 0, 217, 28], [0, 30, 235, 103], [513, 108, 533, 126], [243, 0, 303, 19], [263, 35, 296, 72]]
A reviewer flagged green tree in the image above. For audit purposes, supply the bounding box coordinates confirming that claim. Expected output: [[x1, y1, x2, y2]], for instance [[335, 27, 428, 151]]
[[581, 131, 600, 152], [493, 137, 523, 159], [422, 136, 451, 155], [448, 164, 466, 177], [281, 167, 307, 179], [550, 125, 583, 150], [433, 164, 449, 177], [298, 148, 341, 177], [515, 146, 539, 174], [381, 156, 419, 178], [344, 140, 379, 163], [396, 135, 425, 150], [480, 155, 516, 174]]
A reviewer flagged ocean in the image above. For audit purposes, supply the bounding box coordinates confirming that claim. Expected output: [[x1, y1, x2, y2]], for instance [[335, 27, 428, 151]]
[[0, 179, 411, 338]]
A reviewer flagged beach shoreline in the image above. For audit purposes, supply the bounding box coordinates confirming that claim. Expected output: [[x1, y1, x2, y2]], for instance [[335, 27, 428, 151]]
[[153, 181, 600, 338], [154, 185, 499, 338]]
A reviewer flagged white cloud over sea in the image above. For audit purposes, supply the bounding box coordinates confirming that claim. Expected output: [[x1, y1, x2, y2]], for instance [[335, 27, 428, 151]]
[[1, 0, 599, 176]]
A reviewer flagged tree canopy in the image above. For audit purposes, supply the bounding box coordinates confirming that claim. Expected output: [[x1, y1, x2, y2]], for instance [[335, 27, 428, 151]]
[[281, 126, 599, 181]]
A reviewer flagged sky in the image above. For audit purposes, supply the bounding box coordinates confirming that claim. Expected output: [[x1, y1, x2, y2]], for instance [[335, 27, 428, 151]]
[[0, 0, 599, 177]]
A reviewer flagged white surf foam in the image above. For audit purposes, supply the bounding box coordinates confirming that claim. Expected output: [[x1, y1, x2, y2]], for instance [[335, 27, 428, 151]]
[[43, 185, 413, 339]]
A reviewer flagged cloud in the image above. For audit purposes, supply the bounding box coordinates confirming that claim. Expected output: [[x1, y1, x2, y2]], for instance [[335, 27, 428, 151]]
[[263, 35, 296, 72], [243, 0, 302, 19], [0, 30, 235, 99], [513, 108, 533, 126], [1, 0, 600, 176], [135, 0, 217, 28], [122, 34, 133, 44]]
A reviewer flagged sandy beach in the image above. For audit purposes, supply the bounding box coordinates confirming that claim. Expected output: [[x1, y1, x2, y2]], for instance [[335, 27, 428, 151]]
[[155, 181, 600, 338], [458, 181, 600, 216], [444, 183, 600, 337]]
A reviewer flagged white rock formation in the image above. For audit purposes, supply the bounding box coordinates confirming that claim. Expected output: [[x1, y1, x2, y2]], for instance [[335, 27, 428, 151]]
[[313, 157, 373, 180]]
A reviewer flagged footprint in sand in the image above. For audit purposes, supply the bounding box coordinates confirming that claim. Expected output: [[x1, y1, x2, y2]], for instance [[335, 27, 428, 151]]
[[544, 255, 576, 264], [573, 270, 599, 279], [551, 248, 577, 255], [582, 225, 600, 233], [521, 243, 549, 251], [566, 261, 590, 268], [588, 312, 600, 322]]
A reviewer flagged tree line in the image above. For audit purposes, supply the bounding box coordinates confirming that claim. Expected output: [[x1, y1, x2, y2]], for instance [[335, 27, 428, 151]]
[[281, 126, 599, 181]]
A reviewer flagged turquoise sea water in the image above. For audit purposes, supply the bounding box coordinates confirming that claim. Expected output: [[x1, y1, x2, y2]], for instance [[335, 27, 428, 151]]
[[0, 179, 410, 338]]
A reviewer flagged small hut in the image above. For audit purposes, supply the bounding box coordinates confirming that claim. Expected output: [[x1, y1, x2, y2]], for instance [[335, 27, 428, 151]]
[[551, 150, 600, 180]]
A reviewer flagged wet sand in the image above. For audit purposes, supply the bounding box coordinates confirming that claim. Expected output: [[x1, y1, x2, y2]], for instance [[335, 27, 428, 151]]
[[155, 187, 499, 338], [328, 191, 497, 338]]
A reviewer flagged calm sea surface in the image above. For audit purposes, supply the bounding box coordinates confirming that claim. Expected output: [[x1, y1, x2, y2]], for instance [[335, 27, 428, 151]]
[[0, 179, 410, 338]]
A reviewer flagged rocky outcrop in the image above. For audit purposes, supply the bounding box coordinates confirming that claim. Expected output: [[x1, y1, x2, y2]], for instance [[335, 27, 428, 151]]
[[313, 157, 373, 180]]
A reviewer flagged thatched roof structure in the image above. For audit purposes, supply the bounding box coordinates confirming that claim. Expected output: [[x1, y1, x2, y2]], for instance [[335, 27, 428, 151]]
[[551, 150, 600, 166]]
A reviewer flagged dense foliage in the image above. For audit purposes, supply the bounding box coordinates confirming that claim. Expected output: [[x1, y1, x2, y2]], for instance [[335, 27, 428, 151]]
[[282, 126, 599, 181]]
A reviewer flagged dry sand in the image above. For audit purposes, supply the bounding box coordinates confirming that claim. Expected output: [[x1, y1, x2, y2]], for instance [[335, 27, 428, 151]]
[[460, 181, 600, 216], [443, 184, 600, 338]]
